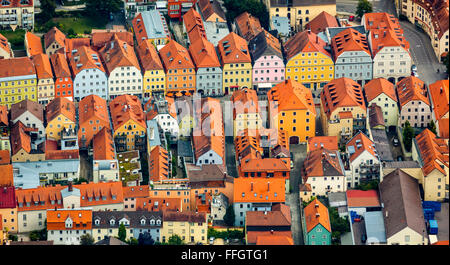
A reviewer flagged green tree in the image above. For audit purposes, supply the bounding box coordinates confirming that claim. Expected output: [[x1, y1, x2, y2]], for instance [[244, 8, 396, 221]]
[[356, 0, 373, 18], [428, 120, 437, 135], [223, 0, 270, 30], [85, 0, 122, 18], [223, 205, 235, 226], [40, 0, 57, 22], [67, 28, 76, 37], [29, 227, 47, 241], [127, 238, 139, 245], [118, 223, 127, 242], [402, 120, 415, 152], [80, 234, 94, 245], [8, 234, 18, 241], [328, 207, 350, 245], [167, 234, 184, 245]]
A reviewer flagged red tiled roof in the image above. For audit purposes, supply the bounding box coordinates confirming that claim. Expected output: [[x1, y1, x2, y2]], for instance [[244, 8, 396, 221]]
[[233, 177, 285, 203], [31, 53, 54, 79], [25, 32, 43, 56], [346, 131, 378, 162], [47, 209, 92, 230], [346, 190, 380, 208], [75, 181, 124, 207], [109, 94, 146, 131], [46, 97, 76, 123], [93, 127, 116, 161], [0, 33, 12, 58], [92, 31, 133, 50], [68, 45, 105, 76], [0, 164, 13, 187], [415, 129, 449, 176], [235, 12, 263, 41], [429, 79, 449, 120], [122, 185, 149, 199], [0, 0, 33, 8], [302, 148, 343, 182], [159, 39, 195, 70], [188, 37, 221, 69], [246, 204, 291, 227], [303, 199, 331, 233], [136, 196, 182, 212], [0, 150, 10, 165], [0, 186, 16, 208], [0, 57, 36, 78], [331, 28, 371, 60], [50, 53, 71, 78], [231, 87, 260, 119], [396, 76, 430, 107], [284, 30, 331, 61], [99, 34, 141, 75], [255, 235, 294, 245], [149, 145, 170, 182], [246, 231, 292, 244], [10, 99, 44, 123], [0, 105, 7, 126], [16, 185, 65, 212], [268, 79, 316, 115], [217, 32, 252, 65], [364, 78, 397, 102], [136, 39, 164, 71], [305, 11, 339, 34], [308, 136, 339, 151], [44, 27, 66, 50], [10, 121, 31, 156]]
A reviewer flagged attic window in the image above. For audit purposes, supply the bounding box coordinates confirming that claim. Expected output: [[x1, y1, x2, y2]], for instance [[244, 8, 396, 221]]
[[242, 192, 245, 197], [141, 219, 146, 225], [110, 219, 115, 225], [95, 219, 100, 226]]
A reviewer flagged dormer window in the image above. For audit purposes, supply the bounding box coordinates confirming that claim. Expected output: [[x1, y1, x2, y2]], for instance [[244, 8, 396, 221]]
[[102, 196, 107, 201], [110, 219, 115, 225], [95, 196, 100, 201], [112, 195, 117, 200], [141, 219, 146, 225], [156, 220, 161, 225], [26, 202, 30, 207], [51, 200, 55, 205], [95, 219, 100, 226], [88, 197, 93, 202]]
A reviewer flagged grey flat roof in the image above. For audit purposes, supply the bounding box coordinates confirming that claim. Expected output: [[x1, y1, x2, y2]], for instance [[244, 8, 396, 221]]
[[147, 119, 162, 148], [364, 211, 387, 244], [271, 16, 290, 36], [329, 192, 347, 204], [140, 10, 169, 40], [178, 139, 193, 158], [327, 25, 366, 40], [382, 161, 421, 168]]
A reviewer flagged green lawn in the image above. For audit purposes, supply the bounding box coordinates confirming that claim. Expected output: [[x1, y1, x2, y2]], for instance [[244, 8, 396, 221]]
[[0, 29, 25, 49], [51, 16, 107, 35]]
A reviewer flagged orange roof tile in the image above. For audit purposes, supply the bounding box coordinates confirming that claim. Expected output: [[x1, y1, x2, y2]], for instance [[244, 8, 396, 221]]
[[246, 231, 292, 244], [305, 11, 339, 34], [99, 34, 141, 75], [396, 76, 430, 107], [109, 94, 146, 131], [233, 177, 285, 203], [45, 149, 79, 160], [92, 31, 133, 50], [369, 29, 410, 57], [64, 37, 91, 56], [321, 77, 366, 119], [31, 53, 54, 79], [183, 8, 205, 33], [346, 131, 378, 162], [10, 121, 31, 156], [0, 150, 10, 165], [284, 30, 331, 61], [46, 97, 76, 123], [50, 53, 71, 78], [122, 185, 149, 199], [0, 33, 12, 58], [68, 45, 105, 76], [235, 128, 289, 158], [159, 39, 195, 70], [188, 37, 221, 69], [47, 209, 92, 230], [235, 12, 263, 41], [364, 77, 397, 102], [331, 28, 371, 60], [346, 190, 380, 208], [75, 181, 124, 207], [308, 136, 339, 151], [16, 185, 65, 212], [78, 94, 110, 146], [149, 145, 170, 182], [268, 79, 316, 115], [415, 129, 449, 176], [363, 12, 404, 33], [303, 198, 331, 233], [136, 39, 164, 71], [93, 127, 116, 161], [429, 79, 449, 120], [246, 204, 291, 227], [302, 148, 343, 182], [0, 57, 36, 78], [231, 87, 260, 119], [0, 105, 7, 126], [217, 32, 252, 65], [10, 99, 44, 123], [44, 27, 66, 50], [25, 32, 43, 56], [0, 164, 13, 187], [438, 118, 449, 139], [256, 235, 294, 245], [136, 196, 182, 212]]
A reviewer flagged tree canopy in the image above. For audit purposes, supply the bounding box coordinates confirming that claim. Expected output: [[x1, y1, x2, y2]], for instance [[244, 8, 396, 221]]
[[402, 120, 415, 152], [356, 0, 373, 18], [138, 232, 155, 245], [40, 0, 57, 22], [118, 223, 127, 242], [168, 234, 184, 245], [80, 234, 94, 245], [223, 0, 270, 30], [85, 0, 122, 18], [223, 205, 235, 226]]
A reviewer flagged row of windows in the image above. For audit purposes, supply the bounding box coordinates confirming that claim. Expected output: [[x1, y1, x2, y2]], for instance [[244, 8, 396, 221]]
[[287, 66, 333, 72], [110, 79, 142, 84], [0, 79, 35, 86], [224, 78, 250, 83], [224, 70, 250, 75], [0, 87, 35, 94], [0, 94, 35, 102]]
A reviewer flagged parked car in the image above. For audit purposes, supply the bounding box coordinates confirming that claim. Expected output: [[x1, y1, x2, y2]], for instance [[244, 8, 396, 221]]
[[290, 160, 294, 169], [411, 65, 417, 72], [209, 237, 215, 245], [393, 138, 399, 147], [361, 234, 367, 244], [349, 15, 355, 21]]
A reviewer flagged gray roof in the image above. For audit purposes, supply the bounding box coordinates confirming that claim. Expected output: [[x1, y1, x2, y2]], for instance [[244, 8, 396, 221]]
[[270, 0, 337, 7], [248, 30, 283, 63], [204, 21, 230, 46], [147, 119, 161, 148], [13, 159, 80, 190], [271, 16, 290, 36], [94, 236, 128, 245], [327, 25, 366, 40], [379, 169, 427, 240], [328, 192, 347, 205], [178, 139, 193, 158], [139, 10, 169, 40], [364, 211, 387, 244], [92, 211, 163, 229], [61, 187, 81, 198], [382, 161, 421, 169], [371, 129, 393, 161]]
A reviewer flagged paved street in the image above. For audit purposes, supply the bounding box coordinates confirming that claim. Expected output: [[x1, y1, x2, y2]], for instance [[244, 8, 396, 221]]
[[337, 0, 447, 84], [434, 203, 449, 242], [287, 144, 308, 245], [225, 136, 238, 178]]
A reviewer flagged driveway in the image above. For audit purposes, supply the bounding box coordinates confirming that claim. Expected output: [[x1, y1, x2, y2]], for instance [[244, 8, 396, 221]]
[[351, 219, 366, 245], [79, 150, 93, 181], [434, 202, 449, 242], [287, 144, 308, 245]]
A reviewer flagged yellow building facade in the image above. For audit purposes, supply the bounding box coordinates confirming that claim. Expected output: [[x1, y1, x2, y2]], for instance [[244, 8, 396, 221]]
[[143, 69, 166, 98], [160, 214, 208, 244], [46, 114, 75, 141], [113, 120, 146, 151]]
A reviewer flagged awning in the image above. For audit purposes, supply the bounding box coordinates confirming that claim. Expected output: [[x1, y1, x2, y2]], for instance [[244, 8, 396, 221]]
[[166, 93, 174, 97], [175, 92, 183, 97]]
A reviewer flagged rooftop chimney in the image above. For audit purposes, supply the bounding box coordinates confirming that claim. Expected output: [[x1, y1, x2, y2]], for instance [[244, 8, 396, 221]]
[[315, 203, 319, 208], [267, 181, 270, 191], [315, 213, 320, 218], [251, 182, 253, 191], [68, 178, 73, 192]]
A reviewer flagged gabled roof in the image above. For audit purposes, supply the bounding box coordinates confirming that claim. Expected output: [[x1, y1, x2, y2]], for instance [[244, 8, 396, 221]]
[[415, 129, 449, 176], [31, 53, 53, 79], [369, 29, 410, 57], [25, 32, 43, 57], [122, 185, 149, 199], [255, 235, 294, 245], [46, 97, 76, 123], [78, 94, 110, 130], [99, 34, 141, 75], [346, 131, 378, 162], [217, 32, 251, 65], [0, 164, 13, 187], [284, 30, 331, 61], [368, 104, 385, 128], [331, 28, 371, 60], [197, 0, 226, 22], [305, 11, 339, 34], [44, 27, 66, 50], [248, 29, 282, 63], [346, 190, 380, 208], [50, 52, 71, 78], [379, 169, 427, 239], [429, 79, 449, 120], [364, 77, 397, 102], [149, 145, 170, 182], [233, 177, 285, 203], [93, 127, 116, 161], [396, 76, 430, 107], [10, 121, 31, 156], [0, 57, 36, 78], [268, 79, 316, 115], [303, 198, 331, 233], [0, 150, 10, 165], [159, 39, 195, 70], [64, 37, 91, 57], [0, 186, 15, 208], [303, 148, 344, 181], [321, 77, 366, 119], [75, 181, 124, 207], [16, 185, 65, 212], [47, 209, 92, 230], [188, 37, 221, 68], [246, 231, 292, 244], [91, 31, 133, 50], [307, 136, 339, 151], [10, 99, 44, 123], [234, 12, 263, 42], [68, 45, 106, 76], [0, 33, 12, 58], [183, 8, 205, 33], [109, 94, 146, 131], [231, 87, 260, 119], [136, 196, 182, 212], [246, 204, 291, 227], [363, 12, 404, 33], [136, 39, 164, 72]]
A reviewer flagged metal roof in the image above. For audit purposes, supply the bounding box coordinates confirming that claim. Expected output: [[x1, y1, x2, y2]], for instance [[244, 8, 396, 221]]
[[364, 211, 387, 244]]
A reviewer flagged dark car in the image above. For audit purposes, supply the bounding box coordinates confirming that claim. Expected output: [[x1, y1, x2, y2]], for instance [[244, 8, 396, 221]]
[[349, 15, 355, 21], [393, 138, 399, 147], [361, 234, 367, 244], [397, 156, 404, 161]]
